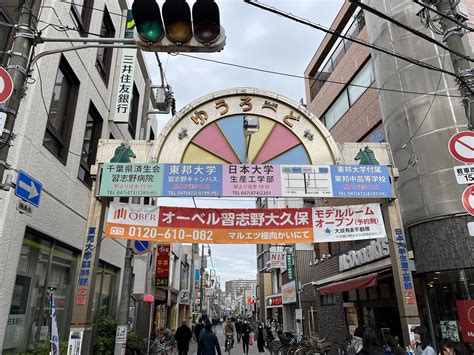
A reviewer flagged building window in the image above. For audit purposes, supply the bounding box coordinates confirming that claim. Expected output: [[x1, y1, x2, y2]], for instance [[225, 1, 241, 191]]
[[96, 7, 115, 84], [324, 91, 349, 130], [78, 103, 103, 187], [321, 293, 336, 305], [92, 262, 119, 323], [128, 85, 139, 138], [70, 0, 93, 35], [321, 59, 374, 131], [348, 60, 375, 105], [43, 57, 80, 164], [3, 229, 79, 353]]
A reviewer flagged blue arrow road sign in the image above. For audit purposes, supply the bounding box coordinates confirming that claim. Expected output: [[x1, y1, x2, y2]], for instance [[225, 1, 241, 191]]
[[15, 170, 42, 207]]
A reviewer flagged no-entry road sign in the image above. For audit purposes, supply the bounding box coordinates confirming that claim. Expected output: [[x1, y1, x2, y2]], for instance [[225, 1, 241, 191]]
[[448, 131, 474, 164], [462, 185, 474, 216], [0, 66, 13, 104]]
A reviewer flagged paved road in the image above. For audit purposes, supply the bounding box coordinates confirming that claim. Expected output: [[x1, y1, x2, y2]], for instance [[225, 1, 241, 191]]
[[188, 325, 269, 355]]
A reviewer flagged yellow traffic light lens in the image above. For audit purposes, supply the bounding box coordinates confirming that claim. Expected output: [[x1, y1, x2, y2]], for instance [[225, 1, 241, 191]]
[[139, 21, 164, 42], [195, 22, 220, 43], [166, 21, 192, 43]]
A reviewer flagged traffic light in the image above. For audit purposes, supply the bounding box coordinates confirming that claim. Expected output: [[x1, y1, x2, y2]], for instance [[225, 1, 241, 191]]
[[132, 0, 225, 52]]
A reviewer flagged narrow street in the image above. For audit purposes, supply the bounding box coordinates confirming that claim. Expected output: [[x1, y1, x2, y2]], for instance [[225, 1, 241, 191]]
[[188, 325, 269, 355]]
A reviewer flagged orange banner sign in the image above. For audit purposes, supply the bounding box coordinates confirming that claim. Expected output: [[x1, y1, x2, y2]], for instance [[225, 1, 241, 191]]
[[105, 203, 314, 244]]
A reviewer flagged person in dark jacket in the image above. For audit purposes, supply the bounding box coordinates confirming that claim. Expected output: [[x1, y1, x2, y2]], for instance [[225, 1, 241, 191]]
[[386, 336, 404, 355], [198, 322, 222, 355], [255, 323, 265, 353], [241, 319, 252, 355], [175, 320, 193, 355], [195, 318, 205, 341], [235, 318, 243, 343], [357, 328, 384, 355]]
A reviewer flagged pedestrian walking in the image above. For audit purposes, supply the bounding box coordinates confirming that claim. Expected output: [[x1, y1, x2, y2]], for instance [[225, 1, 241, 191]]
[[439, 338, 468, 355], [241, 318, 252, 355], [411, 326, 435, 355], [195, 318, 205, 341], [351, 326, 365, 354], [255, 323, 265, 353], [235, 318, 243, 343], [198, 322, 222, 355], [357, 328, 384, 355], [385, 336, 404, 355], [175, 320, 193, 355]]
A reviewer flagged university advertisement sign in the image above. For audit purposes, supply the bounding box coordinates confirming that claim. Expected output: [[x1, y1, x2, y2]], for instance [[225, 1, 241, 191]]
[[99, 163, 393, 199], [105, 203, 386, 244]]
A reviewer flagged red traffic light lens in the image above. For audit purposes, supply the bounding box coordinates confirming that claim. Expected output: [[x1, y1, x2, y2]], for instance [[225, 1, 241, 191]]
[[192, 0, 220, 44], [194, 21, 220, 43]]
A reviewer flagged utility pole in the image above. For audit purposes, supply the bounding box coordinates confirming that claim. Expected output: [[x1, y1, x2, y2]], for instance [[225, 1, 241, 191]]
[[0, 0, 41, 186], [420, 0, 474, 129]]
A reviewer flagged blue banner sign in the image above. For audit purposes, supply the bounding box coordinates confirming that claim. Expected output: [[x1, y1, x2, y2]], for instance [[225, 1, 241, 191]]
[[330, 165, 392, 198]]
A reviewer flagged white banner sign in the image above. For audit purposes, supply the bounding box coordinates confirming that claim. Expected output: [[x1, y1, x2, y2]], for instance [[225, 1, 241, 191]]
[[313, 203, 386, 242], [269, 251, 286, 268], [453, 164, 474, 184], [49, 292, 59, 355], [67, 329, 83, 355], [113, 48, 136, 122], [282, 281, 297, 304], [106, 202, 159, 237]]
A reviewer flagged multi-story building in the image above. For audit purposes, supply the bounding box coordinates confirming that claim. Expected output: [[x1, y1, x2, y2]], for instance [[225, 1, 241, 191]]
[[0, 0, 155, 352], [225, 279, 256, 300], [304, 0, 473, 351]]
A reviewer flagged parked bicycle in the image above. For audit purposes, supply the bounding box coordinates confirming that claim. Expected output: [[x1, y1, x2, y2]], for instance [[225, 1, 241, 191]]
[[141, 337, 176, 354]]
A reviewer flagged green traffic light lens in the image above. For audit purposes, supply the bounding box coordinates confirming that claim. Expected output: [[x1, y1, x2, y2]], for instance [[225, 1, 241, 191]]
[[139, 21, 164, 42]]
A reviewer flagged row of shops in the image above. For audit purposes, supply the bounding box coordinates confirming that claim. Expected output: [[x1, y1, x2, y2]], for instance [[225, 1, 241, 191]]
[[258, 215, 473, 352]]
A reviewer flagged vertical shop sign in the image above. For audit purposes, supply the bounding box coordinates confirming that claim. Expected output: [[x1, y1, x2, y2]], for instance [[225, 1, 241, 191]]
[[286, 250, 294, 281], [395, 228, 415, 304], [75, 227, 96, 305], [114, 48, 136, 123], [155, 245, 171, 287], [456, 300, 474, 342], [124, 10, 135, 39]]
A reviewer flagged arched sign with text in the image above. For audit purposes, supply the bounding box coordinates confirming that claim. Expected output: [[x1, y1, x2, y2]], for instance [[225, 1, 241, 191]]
[[0, 67, 13, 103]]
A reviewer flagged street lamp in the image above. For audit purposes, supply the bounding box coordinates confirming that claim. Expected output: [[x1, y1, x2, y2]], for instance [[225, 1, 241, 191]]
[[243, 116, 259, 163]]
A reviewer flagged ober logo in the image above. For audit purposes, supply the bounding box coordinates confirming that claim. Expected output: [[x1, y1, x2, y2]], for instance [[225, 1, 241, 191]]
[[339, 239, 389, 271]]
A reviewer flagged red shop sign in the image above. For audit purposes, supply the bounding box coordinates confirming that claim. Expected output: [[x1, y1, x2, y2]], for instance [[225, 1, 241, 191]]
[[155, 244, 170, 287], [456, 300, 474, 342], [267, 296, 282, 306]]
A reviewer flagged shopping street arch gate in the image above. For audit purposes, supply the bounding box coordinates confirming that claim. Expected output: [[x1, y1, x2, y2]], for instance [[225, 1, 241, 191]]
[[71, 88, 420, 350]]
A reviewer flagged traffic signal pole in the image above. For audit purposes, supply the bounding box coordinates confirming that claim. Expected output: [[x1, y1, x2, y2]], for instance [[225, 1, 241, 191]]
[[0, 0, 41, 188]]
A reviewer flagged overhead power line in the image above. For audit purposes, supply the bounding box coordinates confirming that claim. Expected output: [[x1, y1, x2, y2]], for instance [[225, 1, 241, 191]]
[[350, 0, 474, 63], [412, 0, 474, 32], [175, 53, 461, 98], [243, 0, 468, 90]]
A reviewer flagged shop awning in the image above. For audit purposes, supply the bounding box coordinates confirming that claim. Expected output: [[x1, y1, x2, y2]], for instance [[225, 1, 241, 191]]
[[319, 273, 378, 295]]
